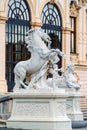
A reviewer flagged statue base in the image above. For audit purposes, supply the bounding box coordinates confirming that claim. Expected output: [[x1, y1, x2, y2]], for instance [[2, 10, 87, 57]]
[[7, 88, 72, 130], [66, 88, 84, 121]]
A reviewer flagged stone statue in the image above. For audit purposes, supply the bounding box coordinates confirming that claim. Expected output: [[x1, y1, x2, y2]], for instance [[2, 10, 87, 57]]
[[64, 61, 81, 90], [46, 49, 66, 88], [58, 61, 81, 90], [13, 28, 66, 91]]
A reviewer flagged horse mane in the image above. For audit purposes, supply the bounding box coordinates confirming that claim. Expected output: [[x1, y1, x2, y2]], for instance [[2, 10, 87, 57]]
[[27, 28, 41, 34], [25, 28, 51, 50]]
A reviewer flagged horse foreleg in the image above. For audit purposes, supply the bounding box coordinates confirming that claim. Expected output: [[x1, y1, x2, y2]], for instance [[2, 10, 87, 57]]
[[13, 69, 28, 91], [13, 75, 21, 91]]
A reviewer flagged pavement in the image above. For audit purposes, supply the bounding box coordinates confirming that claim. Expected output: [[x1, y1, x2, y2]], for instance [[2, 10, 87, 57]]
[[73, 128, 87, 130], [0, 127, 86, 130], [0, 121, 87, 130], [72, 120, 87, 129], [72, 120, 87, 130]]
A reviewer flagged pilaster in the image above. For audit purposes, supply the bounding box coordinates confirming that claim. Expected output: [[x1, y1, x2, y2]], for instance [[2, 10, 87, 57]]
[[65, 0, 71, 27], [62, 27, 71, 69], [0, 15, 7, 93], [30, 0, 42, 28], [78, 7, 83, 63], [77, 1, 87, 64], [62, 0, 71, 68], [82, 5, 87, 62]]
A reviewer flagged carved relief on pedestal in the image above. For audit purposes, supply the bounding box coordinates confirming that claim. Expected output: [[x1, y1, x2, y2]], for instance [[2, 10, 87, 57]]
[[66, 100, 72, 113], [13, 101, 49, 117], [67, 98, 81, 112], [57, 101, 66, 116]]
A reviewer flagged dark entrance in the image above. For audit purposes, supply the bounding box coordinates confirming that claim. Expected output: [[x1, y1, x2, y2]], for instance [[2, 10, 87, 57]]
[[41, 2, 62, 68], [6, 0, 31, 91]]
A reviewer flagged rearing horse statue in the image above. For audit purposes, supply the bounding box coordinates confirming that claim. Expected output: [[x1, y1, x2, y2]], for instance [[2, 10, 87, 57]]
[[13, 28, 66, 91]]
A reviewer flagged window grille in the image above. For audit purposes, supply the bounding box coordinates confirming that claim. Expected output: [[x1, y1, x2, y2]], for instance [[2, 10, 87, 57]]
[[6, 0, 31, 91], [41, 2, 62, 68]]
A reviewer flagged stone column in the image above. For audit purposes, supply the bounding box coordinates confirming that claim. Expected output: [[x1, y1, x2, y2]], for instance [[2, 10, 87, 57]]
[[78, 7, 83, 63], [82, 4, 86, 62], [64, 0, 71, 28], [30, 0, 42, 28], [0, 16, 7, 93], [62, 28, 71, 69], [62, 0, 71, 68]]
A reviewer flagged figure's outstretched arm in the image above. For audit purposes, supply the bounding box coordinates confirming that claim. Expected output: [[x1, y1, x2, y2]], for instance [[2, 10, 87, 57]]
[[51, 48, 66, 59]]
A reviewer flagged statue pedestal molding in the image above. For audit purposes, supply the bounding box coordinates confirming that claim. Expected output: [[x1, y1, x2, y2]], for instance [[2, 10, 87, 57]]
[[7, 88, 72, 130], [66, 88, 84, 121]]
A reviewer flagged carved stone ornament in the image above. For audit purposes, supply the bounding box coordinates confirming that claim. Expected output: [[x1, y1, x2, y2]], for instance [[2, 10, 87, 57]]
[[78, 0, 87, 5], [82, 0, 87, 5], [70, 1, 81, 17], [50, 0, 55, 4]]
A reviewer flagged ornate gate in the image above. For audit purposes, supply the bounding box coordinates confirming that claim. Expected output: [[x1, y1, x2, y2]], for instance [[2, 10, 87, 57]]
[[41, 2, 62, 68], [6, 0, 31, 91]]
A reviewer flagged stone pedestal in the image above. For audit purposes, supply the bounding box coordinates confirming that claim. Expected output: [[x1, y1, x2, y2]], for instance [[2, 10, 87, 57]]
[[7, 88, 72, 130], [66, 88, 83, 121]]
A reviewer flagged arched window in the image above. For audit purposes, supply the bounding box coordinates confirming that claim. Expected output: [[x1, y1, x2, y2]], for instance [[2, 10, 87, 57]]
[[41, 2, 62, 68], [6, 0, 31, 91], [41, 3, 62, 27]]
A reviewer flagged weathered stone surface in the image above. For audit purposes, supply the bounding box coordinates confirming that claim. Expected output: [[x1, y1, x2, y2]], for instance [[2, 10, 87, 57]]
[[7, 89, 72, 130]]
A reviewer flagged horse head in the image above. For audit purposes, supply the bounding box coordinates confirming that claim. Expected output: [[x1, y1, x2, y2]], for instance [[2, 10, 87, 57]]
[[25, 28, 51, 50], [36, 28, 51, 48]]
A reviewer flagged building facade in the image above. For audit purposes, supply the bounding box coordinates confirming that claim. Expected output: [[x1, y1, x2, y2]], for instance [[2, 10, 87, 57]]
[[0, 0, 87, 100]]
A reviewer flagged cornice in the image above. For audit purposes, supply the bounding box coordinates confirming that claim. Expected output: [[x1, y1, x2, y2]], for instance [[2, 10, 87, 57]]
[[30, 22, 42, 28], [0, 16, 8, 24], [75, 64, 87, 70], [62, 27, 72, 32]]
